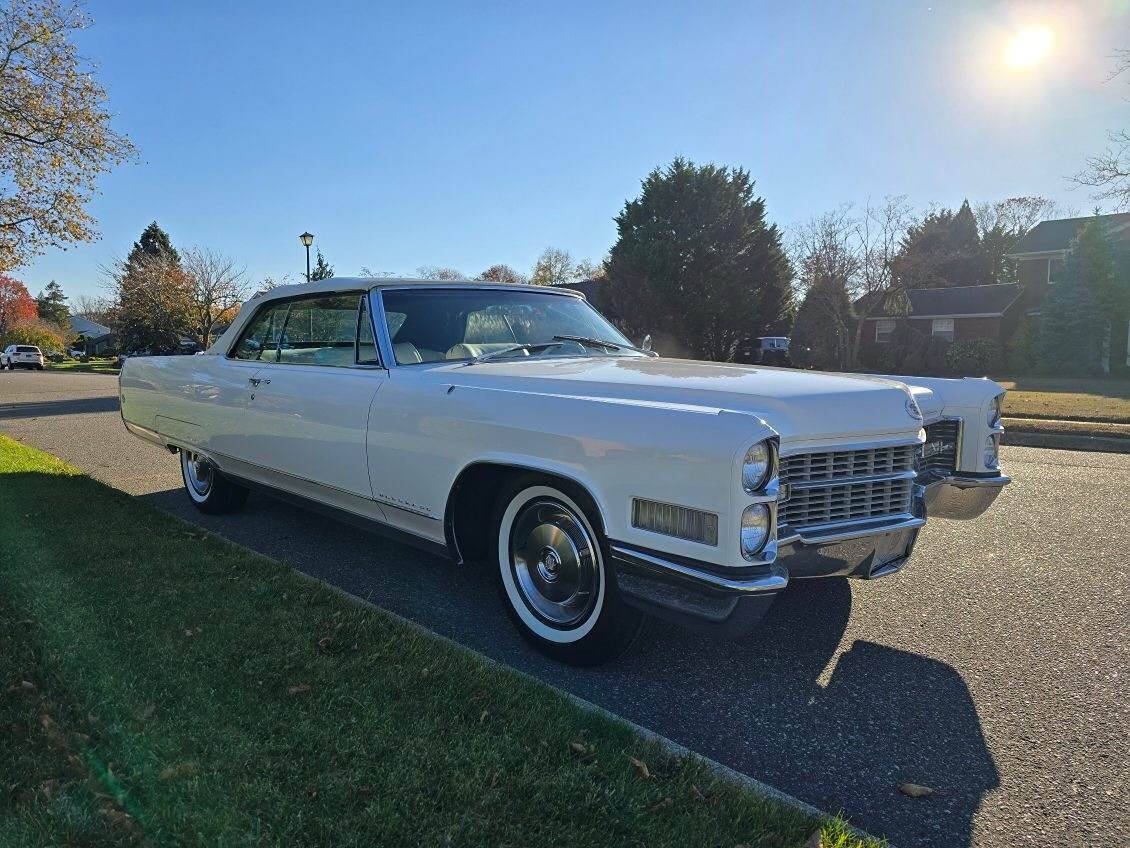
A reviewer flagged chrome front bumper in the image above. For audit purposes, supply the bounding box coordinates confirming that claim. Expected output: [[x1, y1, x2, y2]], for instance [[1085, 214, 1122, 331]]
[[921, 473, 1011, 520]]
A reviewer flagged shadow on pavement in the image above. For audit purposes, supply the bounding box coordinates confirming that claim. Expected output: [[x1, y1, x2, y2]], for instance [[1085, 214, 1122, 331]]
[[0, 396, 121, 419], [135, 485, 998, 848]]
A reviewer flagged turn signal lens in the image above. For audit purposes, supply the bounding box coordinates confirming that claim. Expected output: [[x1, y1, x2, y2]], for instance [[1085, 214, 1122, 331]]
[[987, 395, 1004, 428], [742, 441, 771, 493], [740, 504, 770, 558], [984, 435, 999, 469]]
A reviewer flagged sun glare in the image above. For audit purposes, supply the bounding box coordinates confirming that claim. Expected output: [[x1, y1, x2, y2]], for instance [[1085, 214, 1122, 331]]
[[1005, 26, 1053, 69]]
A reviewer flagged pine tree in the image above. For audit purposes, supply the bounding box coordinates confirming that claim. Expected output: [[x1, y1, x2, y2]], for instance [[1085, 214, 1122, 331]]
[[310, 249, 334, 281], [35, 280, 68, 327], [127, 222, 180, 269], [605, 158, 793, 361]]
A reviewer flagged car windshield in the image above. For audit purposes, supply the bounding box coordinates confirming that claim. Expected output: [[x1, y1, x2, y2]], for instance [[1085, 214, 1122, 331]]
[[380, 287, 639, 365]]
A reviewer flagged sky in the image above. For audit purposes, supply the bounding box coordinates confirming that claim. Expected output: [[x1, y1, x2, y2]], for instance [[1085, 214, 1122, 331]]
[[16, 0, 1130, 300]]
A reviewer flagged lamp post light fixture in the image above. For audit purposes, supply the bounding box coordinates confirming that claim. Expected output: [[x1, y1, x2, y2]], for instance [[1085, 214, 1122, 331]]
[[299, 231, 314, 282]]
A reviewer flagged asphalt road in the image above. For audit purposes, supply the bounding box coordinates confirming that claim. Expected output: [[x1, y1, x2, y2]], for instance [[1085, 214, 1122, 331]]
[[2, 369, 1127, 848]]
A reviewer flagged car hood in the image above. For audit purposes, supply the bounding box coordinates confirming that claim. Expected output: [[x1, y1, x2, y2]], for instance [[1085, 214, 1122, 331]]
[[443, 356, 924, 444]]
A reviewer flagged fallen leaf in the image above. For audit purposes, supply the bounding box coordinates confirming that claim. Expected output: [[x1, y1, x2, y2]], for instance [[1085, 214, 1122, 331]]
[[317, 636, 333, 652], [305, 787, 318, 799], [648, 796, 673, 812], [184, 629, 194, 638], [898, 782, 937, 798], [479, 710, 489, 723], [802, 831, 824, 848], [39, 714, 54, 730], [104, 809, 132, 828], [6, 680, 36, 694], [627, 756, 651, 779], [40, 778, 60, 800], [287, 684, 312, 695], [570, 741, 588, 756], [159, 762, 197, 780], [689, 784, 706, 802]]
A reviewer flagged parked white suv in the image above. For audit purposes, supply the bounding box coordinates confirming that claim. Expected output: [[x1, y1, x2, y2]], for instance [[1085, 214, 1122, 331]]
[[2, 344, 45, 370]]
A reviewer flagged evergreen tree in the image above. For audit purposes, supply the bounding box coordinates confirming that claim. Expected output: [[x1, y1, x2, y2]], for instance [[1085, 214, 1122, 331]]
[[127, 222, 180, 269], [892, 200, 992, 288], [605, 158, 793, 361], [310, 249, 334, 281], [789, 280, 853, 370], [1037, 220, 1114, 374], [35, 280, 68, 327]]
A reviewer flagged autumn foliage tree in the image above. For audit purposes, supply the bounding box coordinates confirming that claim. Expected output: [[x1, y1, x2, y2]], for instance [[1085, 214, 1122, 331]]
[[0, 0, 134, 271], [0, 274, 37, 335], [106, 223, 192, 352]]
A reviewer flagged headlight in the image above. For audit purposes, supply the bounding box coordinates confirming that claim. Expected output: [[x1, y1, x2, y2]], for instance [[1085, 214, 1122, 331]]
[[742, 441, 772, 493], [984, 435, 999, 469], [740, 504, 770, 558], [987, 394, 1003, 428]]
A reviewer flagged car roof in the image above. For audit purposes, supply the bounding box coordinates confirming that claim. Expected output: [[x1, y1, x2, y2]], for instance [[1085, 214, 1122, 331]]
[[253, 277, 586, 304]]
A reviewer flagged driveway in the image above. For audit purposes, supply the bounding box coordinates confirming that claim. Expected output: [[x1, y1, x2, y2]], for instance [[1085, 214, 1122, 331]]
[[2, 370, 1127, 848]]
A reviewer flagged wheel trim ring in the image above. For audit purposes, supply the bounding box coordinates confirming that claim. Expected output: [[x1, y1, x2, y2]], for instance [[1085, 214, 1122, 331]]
[[183, 451, 213, 497], [509, 499, 600, 629]]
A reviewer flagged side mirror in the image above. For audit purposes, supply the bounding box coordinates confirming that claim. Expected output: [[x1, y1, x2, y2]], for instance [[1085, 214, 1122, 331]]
[[641, 334, 652, 352]]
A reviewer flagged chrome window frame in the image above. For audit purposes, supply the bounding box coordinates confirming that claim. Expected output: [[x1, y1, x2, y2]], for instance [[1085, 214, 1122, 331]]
[[226, 289, 387, 371]]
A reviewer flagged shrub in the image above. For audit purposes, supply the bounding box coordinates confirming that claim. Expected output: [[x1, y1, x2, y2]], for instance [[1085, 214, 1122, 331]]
[[1006, 315, 1039, 374], [945, 339, 1003, 376]]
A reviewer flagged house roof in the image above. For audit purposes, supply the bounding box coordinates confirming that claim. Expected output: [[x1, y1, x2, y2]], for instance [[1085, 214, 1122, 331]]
[[69, 314, 112, 339], [861, 283, 1023, 319], [1007, 212, 1130, 256]]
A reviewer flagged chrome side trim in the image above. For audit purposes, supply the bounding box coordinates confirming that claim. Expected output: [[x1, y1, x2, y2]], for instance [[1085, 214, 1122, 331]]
[[609, 544, 788, 594]]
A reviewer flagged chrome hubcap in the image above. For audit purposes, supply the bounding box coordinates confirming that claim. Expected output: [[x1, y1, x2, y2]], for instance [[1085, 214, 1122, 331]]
[[183, 451, 213, 497], [509, 498, 599, 629]]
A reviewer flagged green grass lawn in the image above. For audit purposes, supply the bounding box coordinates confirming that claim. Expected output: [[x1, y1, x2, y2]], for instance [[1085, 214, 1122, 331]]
[[996, 375, 1130, 423], [0, 434, 876, 848], [45, 358, 120, 375]]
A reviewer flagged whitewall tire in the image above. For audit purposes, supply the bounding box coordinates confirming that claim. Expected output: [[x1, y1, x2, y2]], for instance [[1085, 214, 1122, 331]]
[[180, 449, 249, 514], [492, 476, 641, 665]]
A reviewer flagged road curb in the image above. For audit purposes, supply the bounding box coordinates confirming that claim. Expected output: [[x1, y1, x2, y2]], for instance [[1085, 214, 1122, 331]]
[[1002, 429, 1130, 453]]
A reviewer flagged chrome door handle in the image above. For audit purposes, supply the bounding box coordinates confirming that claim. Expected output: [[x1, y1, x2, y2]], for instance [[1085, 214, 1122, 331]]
[[248, 377, 271, 387]]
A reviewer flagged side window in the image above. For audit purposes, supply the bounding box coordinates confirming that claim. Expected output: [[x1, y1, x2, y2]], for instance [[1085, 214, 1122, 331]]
[[357, 295, 380, 365], [277, 293, 361, 367], [231, 302, 288, 361], [931, 318, 954, 342], [875, 319, 896, 344]]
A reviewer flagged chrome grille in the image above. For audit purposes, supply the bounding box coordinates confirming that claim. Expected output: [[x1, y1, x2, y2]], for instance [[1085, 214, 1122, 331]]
[[780, 445, 916, 532], [918, 419, 960, 479]]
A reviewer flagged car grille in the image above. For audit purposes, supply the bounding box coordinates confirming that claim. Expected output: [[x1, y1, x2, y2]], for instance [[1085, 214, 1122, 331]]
[[918, 419, 960, 479], [779, 445, 916, 533]]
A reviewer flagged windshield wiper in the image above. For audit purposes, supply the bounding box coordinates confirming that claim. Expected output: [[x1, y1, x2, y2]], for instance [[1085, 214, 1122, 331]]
[[464, 341, 565, 366], [552, 334, 657, 356]]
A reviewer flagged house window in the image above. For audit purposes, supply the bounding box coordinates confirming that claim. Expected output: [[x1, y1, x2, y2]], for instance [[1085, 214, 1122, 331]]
[[875, 319, 896, 344], [931, 318, 954, 342]]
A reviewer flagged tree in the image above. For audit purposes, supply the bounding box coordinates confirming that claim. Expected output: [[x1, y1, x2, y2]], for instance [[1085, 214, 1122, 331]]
[[1074, 50, 1129, 210], [416, 265, 466, 280], [605, 158, 793, 361], [2, 318, 62, 352], [891, 200, 990, 288], [182, 248, 249, 348], [1037, 220, 1118, 373], [852, 196, 914, 366], [0, 0, 135, 272], [529, 247, 576, 286], [35, 280, 68, 326], [105, 253, 193, 352], [789, 206, 860, 369], [974, 196, 1065, 286], [310, 249, 333, 281], [0, 274, 36, 335], [477, 264, 527, 284], [128, 222, 180, 268]]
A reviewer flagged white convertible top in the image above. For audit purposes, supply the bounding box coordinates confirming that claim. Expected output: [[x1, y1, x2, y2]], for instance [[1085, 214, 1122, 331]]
[[207, 277, 585, 355]]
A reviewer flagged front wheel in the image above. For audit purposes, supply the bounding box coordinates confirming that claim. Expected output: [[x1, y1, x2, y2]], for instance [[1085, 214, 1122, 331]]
[[492, 477, 641, 666], [180, 449, 249, 514]]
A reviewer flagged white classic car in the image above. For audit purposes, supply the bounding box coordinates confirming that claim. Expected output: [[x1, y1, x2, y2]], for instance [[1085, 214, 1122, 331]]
[[120, 279, 1010, 664]]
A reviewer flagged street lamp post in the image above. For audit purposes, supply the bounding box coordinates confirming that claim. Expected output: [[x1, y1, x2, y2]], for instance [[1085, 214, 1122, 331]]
[[299, 231, 314, 282]]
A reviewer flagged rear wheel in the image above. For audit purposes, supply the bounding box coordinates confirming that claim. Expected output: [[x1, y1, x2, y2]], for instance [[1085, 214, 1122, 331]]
[[492, 476, 641, 666], [180, 449, 249, 514]]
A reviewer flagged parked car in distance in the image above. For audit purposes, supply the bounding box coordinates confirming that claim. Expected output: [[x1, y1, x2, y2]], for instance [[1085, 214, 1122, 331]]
[[68, 347, 85, 358], [734, 336, 791, 367], [120, 279, 1011, 665], [2, 344, 45, 370]]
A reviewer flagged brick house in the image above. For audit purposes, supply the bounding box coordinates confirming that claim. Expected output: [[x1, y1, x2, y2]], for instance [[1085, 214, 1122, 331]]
[[858, 283, 1025, 361]]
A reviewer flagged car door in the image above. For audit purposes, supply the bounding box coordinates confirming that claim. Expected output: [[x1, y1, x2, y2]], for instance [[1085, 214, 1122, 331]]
[[237, 291, 385, 499]]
